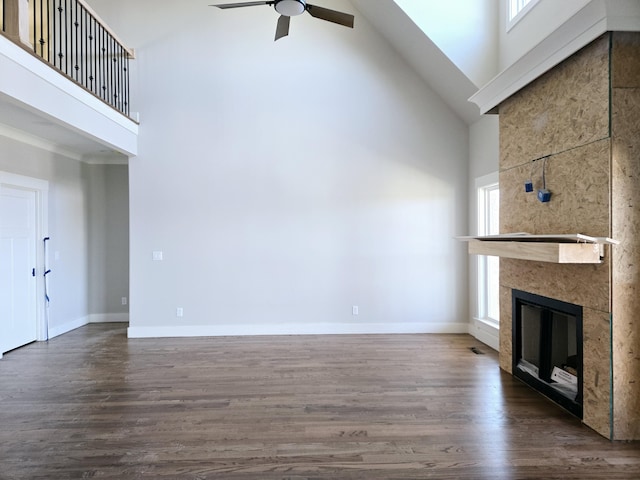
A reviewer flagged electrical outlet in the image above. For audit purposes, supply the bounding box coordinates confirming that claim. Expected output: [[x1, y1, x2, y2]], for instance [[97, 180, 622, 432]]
[[176, 307, 184, 317], [153, 251, 163, 261], [524, 180, 533, 192], [352, 305, 359, 315], [537, 189, 551, 203], [121, 296, 127, 305]]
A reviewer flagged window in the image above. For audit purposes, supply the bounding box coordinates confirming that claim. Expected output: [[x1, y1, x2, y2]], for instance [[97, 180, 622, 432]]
[[477, 174, 500, 325], [507, 0, 539, 30]]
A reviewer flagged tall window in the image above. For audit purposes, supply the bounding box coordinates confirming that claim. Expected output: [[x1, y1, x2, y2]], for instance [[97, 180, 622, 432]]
[[477, 174, 500, 325], [507, 0, 539, 30]]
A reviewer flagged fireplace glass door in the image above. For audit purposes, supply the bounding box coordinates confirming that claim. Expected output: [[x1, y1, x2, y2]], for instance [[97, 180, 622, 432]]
[[513, 289, 583, 418]]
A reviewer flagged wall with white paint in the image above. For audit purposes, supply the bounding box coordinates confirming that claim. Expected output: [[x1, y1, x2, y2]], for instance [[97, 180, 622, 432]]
[[89, 0, 470, 337], [86, 164, 129, 321], [394, 0, 499, 88], [0, 135, 129, 335], [499, 0, 591, 70]]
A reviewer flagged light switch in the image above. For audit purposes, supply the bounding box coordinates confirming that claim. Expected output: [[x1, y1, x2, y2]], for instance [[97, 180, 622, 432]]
[[152, 251, 163, 261]]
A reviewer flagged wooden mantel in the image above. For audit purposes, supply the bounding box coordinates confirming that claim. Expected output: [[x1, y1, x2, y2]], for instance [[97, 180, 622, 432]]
[[459, 234, 618, 264]]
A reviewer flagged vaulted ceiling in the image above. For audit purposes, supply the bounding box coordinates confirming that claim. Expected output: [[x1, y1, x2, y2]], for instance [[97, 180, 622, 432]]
[[351, 0, 481, 124], [0, 0, 482, 161]]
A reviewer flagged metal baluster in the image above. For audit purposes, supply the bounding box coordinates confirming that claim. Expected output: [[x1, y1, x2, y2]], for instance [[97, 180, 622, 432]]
[[89, 14, 94, 93], [120, 44, 124, 113], [53, 0, 57, 68], [68, 0, 73, 78], [46, 0, 50, 62], [101, 25, 106, 100], [96, 20, 100, 96], [84, 6, 88, 89], [39, 0, 44, 59], [118, 44, 123, 113], [111, 37, 115, 109], [93, 17, 97, 93], [107, 32, 111, 106], [73, 0, 78, 81], [64, 0, 68, 74], [34, 0, 38, 56], [32, 0, 35, 53], [97, 21, 101, 97], [111, 36, 116, 109], [57, 0, 62, 70], [124, 51, 129, 116], [106, 28, 110, 104]]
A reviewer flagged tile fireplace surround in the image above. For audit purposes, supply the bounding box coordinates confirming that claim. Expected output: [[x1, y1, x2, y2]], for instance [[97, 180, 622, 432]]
[[496, 32, 640, 440]]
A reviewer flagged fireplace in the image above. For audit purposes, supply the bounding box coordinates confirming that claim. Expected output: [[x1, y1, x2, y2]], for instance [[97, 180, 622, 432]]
[[488, 32, 640, 439], [512, 289, 583, 418]]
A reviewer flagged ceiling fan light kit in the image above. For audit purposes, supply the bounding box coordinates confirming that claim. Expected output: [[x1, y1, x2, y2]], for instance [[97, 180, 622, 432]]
[[210, 0, 354, 41], [274, 0, 305, 16]]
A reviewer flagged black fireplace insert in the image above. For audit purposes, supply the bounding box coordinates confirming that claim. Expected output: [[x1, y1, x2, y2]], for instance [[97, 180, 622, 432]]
[[512, 289, 583, 418]]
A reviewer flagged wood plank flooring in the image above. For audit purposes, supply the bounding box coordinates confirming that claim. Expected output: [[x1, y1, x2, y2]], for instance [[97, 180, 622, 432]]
[[1, 323, 639, 479]]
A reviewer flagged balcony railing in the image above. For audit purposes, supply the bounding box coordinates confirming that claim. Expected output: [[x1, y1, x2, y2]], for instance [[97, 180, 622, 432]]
[[1, 0, 134, 118]]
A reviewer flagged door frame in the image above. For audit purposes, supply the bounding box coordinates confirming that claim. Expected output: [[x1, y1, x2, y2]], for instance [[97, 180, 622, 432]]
[[0, 171, 49, 353]]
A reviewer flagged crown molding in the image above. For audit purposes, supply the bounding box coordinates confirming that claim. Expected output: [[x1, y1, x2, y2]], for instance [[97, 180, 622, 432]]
[[469, 0, 640, 114], [0, 122, 83, 161]]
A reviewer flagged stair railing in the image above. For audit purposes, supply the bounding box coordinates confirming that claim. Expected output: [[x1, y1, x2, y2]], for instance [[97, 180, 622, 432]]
[[2, 0, 134, 118]]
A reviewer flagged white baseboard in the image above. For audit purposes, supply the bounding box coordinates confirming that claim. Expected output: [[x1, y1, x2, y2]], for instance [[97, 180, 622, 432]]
[[470, 318, 499, 351], [128, 321, 470, 339], [48, 316, 89, 339], [47, 313, 129, 339], [88, 313, 130, 324]]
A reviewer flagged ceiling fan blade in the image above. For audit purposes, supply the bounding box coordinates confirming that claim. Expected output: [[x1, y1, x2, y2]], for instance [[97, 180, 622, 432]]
[[305, 4, 354, 28], [275, 14, 290, 41], [210, 1, 273, 9]]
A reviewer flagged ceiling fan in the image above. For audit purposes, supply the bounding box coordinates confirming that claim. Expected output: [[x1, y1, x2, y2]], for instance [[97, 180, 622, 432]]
[[210, 0, 355, 41]]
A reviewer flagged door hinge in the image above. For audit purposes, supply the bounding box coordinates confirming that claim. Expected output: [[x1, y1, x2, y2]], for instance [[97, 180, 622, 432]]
[[32, 268, 36, 277]]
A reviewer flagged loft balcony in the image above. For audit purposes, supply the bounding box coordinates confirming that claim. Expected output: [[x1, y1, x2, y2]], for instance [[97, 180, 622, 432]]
[[0, 0, 137, 159]]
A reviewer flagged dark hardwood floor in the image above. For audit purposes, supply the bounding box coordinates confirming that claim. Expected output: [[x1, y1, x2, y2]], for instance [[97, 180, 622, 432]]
[[1, 323, 639, 479]]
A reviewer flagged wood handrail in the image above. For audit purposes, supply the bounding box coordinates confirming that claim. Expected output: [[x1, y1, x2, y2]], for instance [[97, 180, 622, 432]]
[[2, 0, 135, 117], [3, 0, 135, 58], [75, 0, 135, 59]]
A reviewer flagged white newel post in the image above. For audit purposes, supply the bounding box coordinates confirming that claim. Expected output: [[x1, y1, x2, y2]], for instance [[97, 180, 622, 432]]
[[4, 0, 32, 48]]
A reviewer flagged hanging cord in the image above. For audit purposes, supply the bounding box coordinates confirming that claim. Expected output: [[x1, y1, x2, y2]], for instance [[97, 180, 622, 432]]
[[524, 160, 535, 192], [530, 159, 536, 181], [43, 237, 51, 340], [536, 156, 552, 203]]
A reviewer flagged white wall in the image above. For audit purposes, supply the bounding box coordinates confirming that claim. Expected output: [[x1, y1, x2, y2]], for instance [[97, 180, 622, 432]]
[[88, 0, 470, 337], [0, 135, 129, 336], [468, 115, 499, 349], [469, 117, 500, 182], [0, 135, 89, 336], [0, 35, 138, 156], [499, 0, 591, 70], [394, 0, 499, 87], [87, 164, 129, 320]]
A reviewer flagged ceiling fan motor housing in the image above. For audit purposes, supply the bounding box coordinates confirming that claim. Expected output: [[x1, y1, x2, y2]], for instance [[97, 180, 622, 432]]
[[274, 0, 306, 16]]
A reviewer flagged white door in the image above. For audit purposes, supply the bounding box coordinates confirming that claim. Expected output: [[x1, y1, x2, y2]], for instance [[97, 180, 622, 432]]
[[0, 185, 38, 354]]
